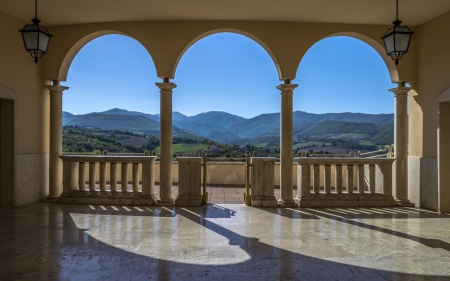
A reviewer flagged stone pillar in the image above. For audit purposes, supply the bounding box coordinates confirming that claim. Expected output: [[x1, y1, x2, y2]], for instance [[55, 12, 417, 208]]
[[44, 81, 69, 201], [156, 80, 177, 205], [175, 157, 202, 206], [250, 157, 278, 207], [390, 83, 414, 206], [277, 82, 298, 207]]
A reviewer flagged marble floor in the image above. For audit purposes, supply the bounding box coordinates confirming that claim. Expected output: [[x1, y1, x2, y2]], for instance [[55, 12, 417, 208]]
[[1, 203, 450, 280]]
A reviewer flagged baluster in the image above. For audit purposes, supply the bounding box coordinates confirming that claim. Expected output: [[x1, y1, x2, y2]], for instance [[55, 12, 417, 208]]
[[313, 164, 320, 194], [358, 164, 365, 194], [347, 164, 354, 194], [132, 163, 139, 193], [99, 162, 106, 193], [121, 162, 128, 193], [78, 162, 85, 191], [324, 164, 331, 194], [89, 162, 96, 192], [335, 164, 342, 194], [369, 164, 375, 194], [142, 161, 155, 196], [110, 163, 117, 192], [63, 161, 78, 193], [300, 163, 311, 197], [382, 163, 393, 196]]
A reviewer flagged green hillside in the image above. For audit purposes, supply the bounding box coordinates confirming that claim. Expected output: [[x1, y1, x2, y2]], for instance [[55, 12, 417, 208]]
[[296, 120, 380, 136], [65, 113, 183, 135], [62, 109, 395, 146], [62, 126, 220, 154]]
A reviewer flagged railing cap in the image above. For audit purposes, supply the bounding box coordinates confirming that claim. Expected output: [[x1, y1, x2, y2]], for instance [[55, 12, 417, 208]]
[[60, 155, 158, 163], [294, 157, 395, 165]]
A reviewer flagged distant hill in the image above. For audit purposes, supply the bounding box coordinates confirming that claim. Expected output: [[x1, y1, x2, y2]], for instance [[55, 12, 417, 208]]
[[65, 113, 183, 135], [292, 111, 393, 125], [187, 111, 246, 129], [63, 111, 76, 124], [62, 108, 394, 144]]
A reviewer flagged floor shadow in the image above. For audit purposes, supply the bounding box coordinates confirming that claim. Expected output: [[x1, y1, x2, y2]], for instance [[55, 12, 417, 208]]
[[1, 203, 450, 280], [299, 208, 450, 251]]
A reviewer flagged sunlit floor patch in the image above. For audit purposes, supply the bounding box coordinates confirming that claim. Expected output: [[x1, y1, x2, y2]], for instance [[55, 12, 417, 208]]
[[3, 203, 449, 279]]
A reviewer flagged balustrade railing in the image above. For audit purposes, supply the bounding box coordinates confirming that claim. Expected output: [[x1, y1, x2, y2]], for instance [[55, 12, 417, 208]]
[[294, 157, 396, 207], [59, 156, 158, 205]]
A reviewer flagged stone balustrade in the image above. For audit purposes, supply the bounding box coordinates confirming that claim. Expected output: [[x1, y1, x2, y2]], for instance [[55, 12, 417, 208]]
[[59, 156, 158, 205], [294, 157, 397, 207]]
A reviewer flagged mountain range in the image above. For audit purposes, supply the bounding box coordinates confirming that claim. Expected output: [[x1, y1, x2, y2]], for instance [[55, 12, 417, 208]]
[[63, 108, 394, 143]]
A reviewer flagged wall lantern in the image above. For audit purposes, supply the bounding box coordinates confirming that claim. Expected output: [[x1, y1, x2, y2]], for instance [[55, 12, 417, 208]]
[[381, 0, 414, 65], [19, 0, 52, 63]]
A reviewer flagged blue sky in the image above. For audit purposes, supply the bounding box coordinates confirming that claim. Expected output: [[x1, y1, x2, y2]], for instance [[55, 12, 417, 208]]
[[64, 33, 395, 118]]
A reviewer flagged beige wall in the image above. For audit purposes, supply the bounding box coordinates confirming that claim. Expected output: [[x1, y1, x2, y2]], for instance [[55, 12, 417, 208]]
[[405, 11, 450, 210], [412, 11, 450, 158], [10, 11, 450, 207], [41, 20, 416, 83], [0, 11, 49, 154], [0, 11, 50, 205]]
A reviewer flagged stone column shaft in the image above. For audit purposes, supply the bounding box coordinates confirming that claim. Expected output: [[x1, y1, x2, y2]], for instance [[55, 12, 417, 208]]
[[277, 83, 298, 207], [44, 82, 68, 200], [156, 82, 177, 204], [390, 85, 414, 206]]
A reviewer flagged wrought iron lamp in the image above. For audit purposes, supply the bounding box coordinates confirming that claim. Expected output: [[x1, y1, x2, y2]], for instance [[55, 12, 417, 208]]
[[19, 0, 52, 63], [381, 0, 414, 65]]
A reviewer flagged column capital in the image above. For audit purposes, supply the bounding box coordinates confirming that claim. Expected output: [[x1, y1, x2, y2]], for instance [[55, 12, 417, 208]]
[[389, 86, 412, 96], [44, 84, 69, 94], [156, 82, 177, 92], [277, 84, 298, 94]]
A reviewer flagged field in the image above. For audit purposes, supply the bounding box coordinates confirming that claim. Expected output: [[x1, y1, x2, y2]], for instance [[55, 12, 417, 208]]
[[293, 142, 332, 150], [155, 143, 209, 153], [331, 133, 370, 140], [359, 140, 375, 146], [296, 145, 373, 155]]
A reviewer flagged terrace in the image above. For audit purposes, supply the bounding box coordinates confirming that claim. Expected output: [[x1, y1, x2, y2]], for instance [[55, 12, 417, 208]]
[[1, 0, 450, 279]]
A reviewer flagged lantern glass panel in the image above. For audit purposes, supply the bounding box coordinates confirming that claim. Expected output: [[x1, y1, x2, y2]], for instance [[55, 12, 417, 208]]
[[38, 31, 50, 52], [394, 33, 411, 52], [383, 33, 395, 54], [22, 28, 39, 51]]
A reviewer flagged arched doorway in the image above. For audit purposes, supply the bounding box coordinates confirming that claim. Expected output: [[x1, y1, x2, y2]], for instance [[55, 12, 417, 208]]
[[295, 36, 395, 156], [174, 32, 280, 203]]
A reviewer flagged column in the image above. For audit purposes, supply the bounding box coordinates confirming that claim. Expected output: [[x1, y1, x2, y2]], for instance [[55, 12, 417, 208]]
[[389, 82, 414, 206], [277, 81, 298, 207], [44, 80, 69, 201], [156, 79, 177, 204]]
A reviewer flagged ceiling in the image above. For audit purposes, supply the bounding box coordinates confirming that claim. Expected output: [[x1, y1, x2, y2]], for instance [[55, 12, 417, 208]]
[[2, 0, 450, 27]]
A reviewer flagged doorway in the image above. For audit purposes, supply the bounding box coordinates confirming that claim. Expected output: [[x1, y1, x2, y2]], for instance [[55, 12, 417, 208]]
[[0, 86, 15, 207], [439, 97, 450, 213]]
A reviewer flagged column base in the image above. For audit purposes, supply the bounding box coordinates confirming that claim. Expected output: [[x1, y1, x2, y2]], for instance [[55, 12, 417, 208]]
[[278, 199, 297, 208], [395, 199, 415, 207], [175, 196, 202, 207], [251, 196, 278, 208], [155, 199, 175, 207], [42, 196, 59, 203]]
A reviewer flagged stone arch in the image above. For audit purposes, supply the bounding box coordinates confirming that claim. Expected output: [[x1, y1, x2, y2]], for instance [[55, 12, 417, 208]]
[[58, 30, 155, 82], [298, 32, 399, 83], [172, 29, 282, 79]]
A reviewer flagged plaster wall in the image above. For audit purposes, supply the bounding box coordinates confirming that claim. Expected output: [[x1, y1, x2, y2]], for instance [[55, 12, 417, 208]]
[[409, 11, 450, 211], [0, 11, 50, 205], [412, 11, 450, 158], [41, 20, 416, 82], [0, 11, 49, 154]]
